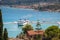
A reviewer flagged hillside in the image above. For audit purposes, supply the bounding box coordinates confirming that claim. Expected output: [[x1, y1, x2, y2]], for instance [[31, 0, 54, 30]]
[[0, 0, 60, 5], [37, 4, 60, 12]]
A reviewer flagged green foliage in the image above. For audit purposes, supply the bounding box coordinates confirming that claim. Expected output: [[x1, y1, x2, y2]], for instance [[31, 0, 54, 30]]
[[52, 37, 60, 40], [36, 20, 41, 30], [45, 25, 59, 39], [18, 32, 25, 39], [3, 28, 8, 40], [36, 20, 41, 27], [0, 9, 3, 40], [22, 24, 33, 34], [35, 20, 42, 40], [58, 29, 60, 39], [35, 35, 42, 40]]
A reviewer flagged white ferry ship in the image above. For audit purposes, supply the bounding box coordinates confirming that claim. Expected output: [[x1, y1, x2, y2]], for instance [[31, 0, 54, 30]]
[[18, 19, 30, 26]]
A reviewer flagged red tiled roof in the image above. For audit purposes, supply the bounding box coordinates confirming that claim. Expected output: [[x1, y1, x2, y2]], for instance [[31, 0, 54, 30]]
[[27, 30, 44, 36]]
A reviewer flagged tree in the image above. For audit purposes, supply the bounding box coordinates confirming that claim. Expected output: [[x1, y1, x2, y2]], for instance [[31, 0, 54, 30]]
[[22, 24, 33, 34], [35, 20, 42, 40], [36, 20, 41, 30], [0, 9, 3, 40], [35, 35, 42, 40], [58, 29, 60, 39], [3, 28, 8, 40], [52, 37, 60, 40], [45, 25, 59, 40]]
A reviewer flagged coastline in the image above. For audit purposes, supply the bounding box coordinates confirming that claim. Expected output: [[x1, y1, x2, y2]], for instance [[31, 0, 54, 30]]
[[0, 5, 60, 12]]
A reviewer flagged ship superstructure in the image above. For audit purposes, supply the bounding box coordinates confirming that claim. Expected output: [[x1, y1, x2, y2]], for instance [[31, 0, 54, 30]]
[[18, 19, 30, 26]]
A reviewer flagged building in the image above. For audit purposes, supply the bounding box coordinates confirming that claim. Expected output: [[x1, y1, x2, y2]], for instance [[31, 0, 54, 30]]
[[27, 30, 44, 40]]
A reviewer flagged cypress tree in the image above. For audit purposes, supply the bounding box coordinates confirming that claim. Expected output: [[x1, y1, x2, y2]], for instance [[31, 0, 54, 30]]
[[4, 28, 8, 40], [0, 9, 3, 40]]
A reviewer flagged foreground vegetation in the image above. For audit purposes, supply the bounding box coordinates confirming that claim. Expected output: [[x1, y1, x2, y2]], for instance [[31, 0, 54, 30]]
[[0, 9, 8, 40], [45, 25, 60, 40], [17, 21, 60, 40], [0, 9, 60, 40]]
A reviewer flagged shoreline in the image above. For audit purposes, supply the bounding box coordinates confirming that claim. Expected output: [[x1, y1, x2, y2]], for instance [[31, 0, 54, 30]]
[[0, 5, 60, 12]]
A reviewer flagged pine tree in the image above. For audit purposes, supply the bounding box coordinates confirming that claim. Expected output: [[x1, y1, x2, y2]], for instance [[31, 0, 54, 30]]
[[4, 28, 8, 40], [0, 9, 3, 40], [35, 20, 42, 40], [36, 20, 41, 30]]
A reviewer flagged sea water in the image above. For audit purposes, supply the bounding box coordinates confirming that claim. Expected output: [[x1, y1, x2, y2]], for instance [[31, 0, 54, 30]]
[[0, 6, 60, 38]]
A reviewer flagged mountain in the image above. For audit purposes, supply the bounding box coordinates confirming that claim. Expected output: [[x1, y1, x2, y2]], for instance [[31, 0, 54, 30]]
[[0, 0, 60, 5]]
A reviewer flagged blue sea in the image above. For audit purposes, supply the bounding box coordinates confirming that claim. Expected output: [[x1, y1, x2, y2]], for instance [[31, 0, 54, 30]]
[[0, 6, 60, 38]]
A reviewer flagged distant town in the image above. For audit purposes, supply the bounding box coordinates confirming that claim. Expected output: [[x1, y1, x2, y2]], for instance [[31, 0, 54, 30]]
[[0, 3, 60, 12], [0, 0, 60, 12]]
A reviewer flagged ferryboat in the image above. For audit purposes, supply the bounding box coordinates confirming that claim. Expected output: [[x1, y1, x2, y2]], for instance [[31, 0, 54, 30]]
[[18, 19, 30, 26]]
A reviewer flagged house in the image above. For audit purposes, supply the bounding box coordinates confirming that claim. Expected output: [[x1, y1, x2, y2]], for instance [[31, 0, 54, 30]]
[[27, 30, 44, 40]]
